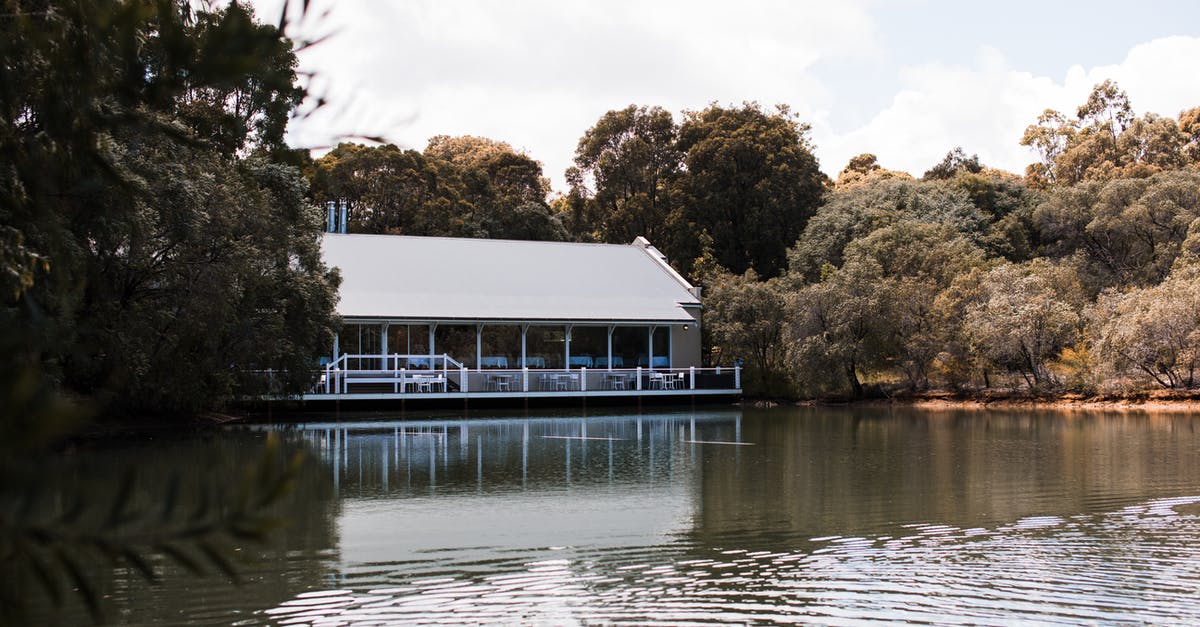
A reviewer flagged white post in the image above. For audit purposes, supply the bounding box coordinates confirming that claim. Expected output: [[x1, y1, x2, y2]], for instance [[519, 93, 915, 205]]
[[581, 367, 587, 392], [332, 333, 340, 362], [735, 365, 741, 389], [690, 366, 696, 390], [636, 366, 643, 390], [520, 324, 528, 368], [523, 366, 529, 392], [428, 323, 436, 364], [461, 366, 468, 393], [564, 324, 571, 371], [380, 322, 389, 370], [476, 324, 483, 372], [400, 367, 407, 395], [607, 326, 614, 371]]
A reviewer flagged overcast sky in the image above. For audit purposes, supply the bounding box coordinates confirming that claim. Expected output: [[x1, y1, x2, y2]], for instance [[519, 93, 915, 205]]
[[251, 0, 1200, 191]]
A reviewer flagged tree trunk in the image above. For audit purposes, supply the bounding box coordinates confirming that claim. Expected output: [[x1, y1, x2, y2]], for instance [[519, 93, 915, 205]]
[[845, 363, 863, 398]]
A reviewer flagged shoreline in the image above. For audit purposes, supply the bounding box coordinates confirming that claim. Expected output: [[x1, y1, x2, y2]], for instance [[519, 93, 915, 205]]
[[785, 390, 1200, 413]]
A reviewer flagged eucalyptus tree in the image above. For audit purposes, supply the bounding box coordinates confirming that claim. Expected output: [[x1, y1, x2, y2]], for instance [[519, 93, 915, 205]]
[[676, 103, 827, 278], [1022, 80, 1197, 186], [1090, 272, 1200, 389], [963, 260, 1086, 389], [703, 269, 791, 395], [567, 105, 683, 247], [1034, 169, 1200, 292]]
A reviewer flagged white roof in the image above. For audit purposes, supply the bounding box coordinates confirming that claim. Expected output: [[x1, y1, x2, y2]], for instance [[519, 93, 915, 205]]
[[322, 234, 700, 323]]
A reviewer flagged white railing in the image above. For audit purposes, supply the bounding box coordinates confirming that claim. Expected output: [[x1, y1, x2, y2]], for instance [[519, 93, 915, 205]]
[[323, 353, 465, 394], [316, 363, 741, 396]]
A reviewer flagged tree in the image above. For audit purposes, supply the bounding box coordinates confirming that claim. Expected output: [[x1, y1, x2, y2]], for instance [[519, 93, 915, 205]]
[[309, 140, 566, 241], [788, 177, 986, 282], [703, 269, 790, 395], [923, 147, 983, 180], [788, 257, 898, 397], [1, 1, 340, 415], [567, 105, 683, 247], [676, 103, 828, 277], [1034, 170, 1200, 291], [1091, 272, 1200, 389], [1021, 80, 1196, 187], [964, 260, 1085, 388]]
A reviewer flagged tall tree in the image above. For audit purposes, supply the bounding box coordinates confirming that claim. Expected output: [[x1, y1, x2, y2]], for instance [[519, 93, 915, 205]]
[[676, 103, 828, 277], [1022, 80, 1196, 186], [923, 147, 983, 180], [566, 105, 683, 247], [1, 0, 339, 415]]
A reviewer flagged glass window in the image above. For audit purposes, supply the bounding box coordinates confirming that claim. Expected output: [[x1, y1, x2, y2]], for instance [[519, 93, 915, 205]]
[[569, 326, 606, 368], [435, 324, 477, 369], [612, 326, 649, 369], [480, 325, 521, 369], [525, 326, 564, 369]]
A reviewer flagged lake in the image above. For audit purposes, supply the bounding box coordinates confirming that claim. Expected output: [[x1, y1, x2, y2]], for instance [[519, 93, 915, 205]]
[[25, 406, 1200, 624]]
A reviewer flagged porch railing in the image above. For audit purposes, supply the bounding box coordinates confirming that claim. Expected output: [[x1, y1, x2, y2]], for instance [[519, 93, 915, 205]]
[[316, 364, 741, 396]]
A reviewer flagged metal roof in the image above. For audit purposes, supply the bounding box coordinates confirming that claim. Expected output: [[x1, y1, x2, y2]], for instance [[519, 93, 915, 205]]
[[322, 234, 700, 323]]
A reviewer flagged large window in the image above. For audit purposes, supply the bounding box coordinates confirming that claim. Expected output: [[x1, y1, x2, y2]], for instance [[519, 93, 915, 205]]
[[525, 326, 564, 369], [387, 324, 430, 356], [479, 325, 521, 369], [435, 325, 477, 369], [568, 326, 607, 369], [612, 326, 648, 369]]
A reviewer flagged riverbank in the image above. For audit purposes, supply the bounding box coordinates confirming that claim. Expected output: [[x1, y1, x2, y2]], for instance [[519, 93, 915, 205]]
[[790, 389, 1200, 413]]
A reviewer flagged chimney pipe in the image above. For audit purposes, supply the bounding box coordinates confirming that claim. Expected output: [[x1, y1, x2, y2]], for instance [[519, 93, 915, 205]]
[[338, 200, 348, 234], [326, 201, 336, 233]]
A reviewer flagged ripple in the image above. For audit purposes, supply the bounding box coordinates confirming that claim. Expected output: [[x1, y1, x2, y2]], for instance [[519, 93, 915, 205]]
[[258, 494, 1200, 625]]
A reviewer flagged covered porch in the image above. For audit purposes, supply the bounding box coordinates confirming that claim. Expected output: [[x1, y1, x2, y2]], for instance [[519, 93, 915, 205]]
[[307, 319, 741, 401]]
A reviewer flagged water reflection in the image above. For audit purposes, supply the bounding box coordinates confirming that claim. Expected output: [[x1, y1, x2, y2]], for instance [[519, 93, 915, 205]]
[[27, 407, 1200, 624]]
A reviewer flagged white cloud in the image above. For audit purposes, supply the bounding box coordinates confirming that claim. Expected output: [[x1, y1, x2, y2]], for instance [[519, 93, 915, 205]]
[[258, 0, 877, 187], [815, 36, 1200, 177], [254, 1, 1200, 189]]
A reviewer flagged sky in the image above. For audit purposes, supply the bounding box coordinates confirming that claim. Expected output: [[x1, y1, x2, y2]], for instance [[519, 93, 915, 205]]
[[251, 0, 1200, 192]]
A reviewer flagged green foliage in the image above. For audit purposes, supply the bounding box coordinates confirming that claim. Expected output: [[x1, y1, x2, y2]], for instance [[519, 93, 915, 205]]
[[1090, 272, 1200, 389], [788, 177, 986, 282], [676, 103, 828, 278], [1022, 80, 1199, 186], [1, 0, 340, 415], [567, 105, 683, 247], [923, 147, 982, 180], [788, 257, 898, 397], [308, 140, 566, 241], [1034, 170, 1200, 292], [963, 260, 1086, 389], [703, 269, 790, 396]]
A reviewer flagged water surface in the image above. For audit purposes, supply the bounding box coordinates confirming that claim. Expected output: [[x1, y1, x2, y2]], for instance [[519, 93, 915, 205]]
[[30, 407, 1200, 624]]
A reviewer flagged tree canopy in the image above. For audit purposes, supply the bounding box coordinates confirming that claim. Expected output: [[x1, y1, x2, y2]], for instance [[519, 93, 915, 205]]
[[1, 0, 339, 415]]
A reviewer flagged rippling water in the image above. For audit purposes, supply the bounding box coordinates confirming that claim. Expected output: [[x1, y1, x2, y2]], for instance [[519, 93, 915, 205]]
[[27, 407, 1200, 624]]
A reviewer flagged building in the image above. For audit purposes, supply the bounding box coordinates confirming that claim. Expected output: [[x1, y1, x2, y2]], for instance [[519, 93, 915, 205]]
[[307, 232, 740, 401]]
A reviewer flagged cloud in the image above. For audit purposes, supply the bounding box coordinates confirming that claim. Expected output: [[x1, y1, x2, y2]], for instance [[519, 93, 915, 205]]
[[257, 0, 877, 187], [815, 36, 1200, 177]]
